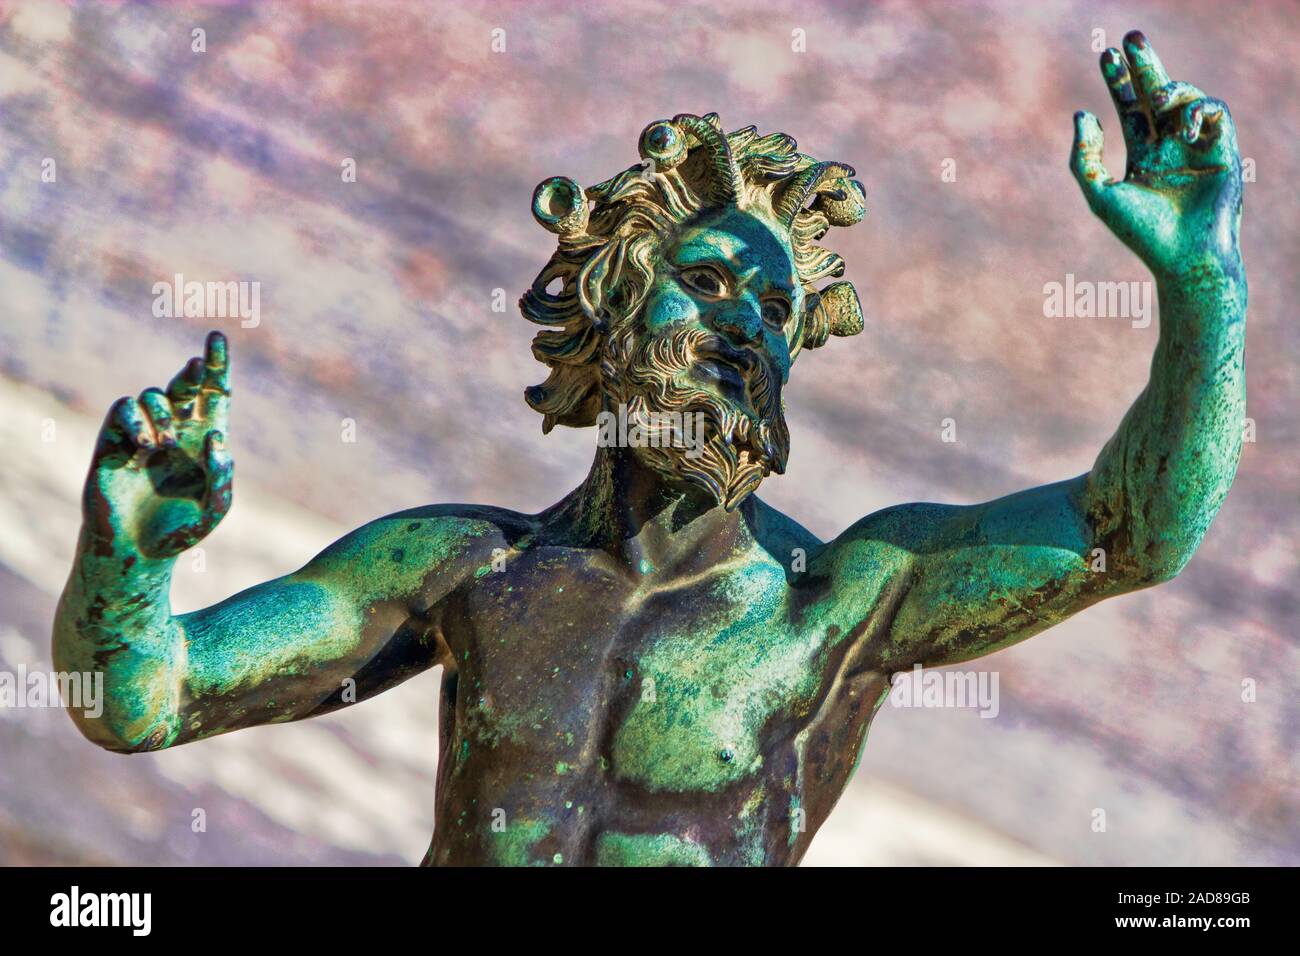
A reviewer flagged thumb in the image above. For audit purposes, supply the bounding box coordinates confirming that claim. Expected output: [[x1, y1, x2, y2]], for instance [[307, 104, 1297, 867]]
[[202, 430, 234, 519], [1070, 110, 1117, 217]]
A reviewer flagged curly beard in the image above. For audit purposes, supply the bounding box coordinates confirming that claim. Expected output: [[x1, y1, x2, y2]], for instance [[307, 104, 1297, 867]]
[[600, 325, 789, 511]]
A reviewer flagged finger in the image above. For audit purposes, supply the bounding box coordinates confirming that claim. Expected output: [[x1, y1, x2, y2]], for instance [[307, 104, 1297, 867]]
[[164, 431, 235, 550], [1099, 48, 1149, 146], [1193, 99, 1237, 165], [138, 388, 177, 447], [93, 397, 137, 464], [1150, 80, 1207, 116], [1181, 100, 1204, 144], [111, 397, 157, 452], [199, 430, 234, 529], [1070, 111, 1117, 216], [1201, 99, 1229, 129], [203, 331, 229, 393], [167, 357, 205, 413], [1123, 31, 1171, 105], [200, 331, 230, 428]]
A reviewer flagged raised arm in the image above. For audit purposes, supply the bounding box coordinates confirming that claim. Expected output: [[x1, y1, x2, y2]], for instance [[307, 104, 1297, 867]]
[[52, 333, 483, 751], [822, 31, 1246, 669]]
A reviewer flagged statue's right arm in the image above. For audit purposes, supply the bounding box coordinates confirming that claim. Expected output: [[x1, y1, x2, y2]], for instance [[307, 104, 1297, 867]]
[[52, 333, 484, 752]]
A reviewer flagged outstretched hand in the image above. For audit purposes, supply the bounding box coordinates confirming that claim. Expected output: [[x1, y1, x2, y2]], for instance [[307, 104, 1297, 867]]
[[1071, 30, 1242, 279], [84, 331, 233, 560]]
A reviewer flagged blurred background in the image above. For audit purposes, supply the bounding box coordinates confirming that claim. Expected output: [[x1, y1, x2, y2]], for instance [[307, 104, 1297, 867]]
[[0, 0, 1295, 866]]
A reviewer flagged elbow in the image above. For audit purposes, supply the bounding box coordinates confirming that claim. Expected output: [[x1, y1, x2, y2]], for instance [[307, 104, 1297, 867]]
[[63, 702, 176, 755], [62, 707, 131, 753], [1125, 543, 1196, 587], [1138, 559, 1187, 587], [52, 623, 183, 753], [1096, 511, 1208, 589]]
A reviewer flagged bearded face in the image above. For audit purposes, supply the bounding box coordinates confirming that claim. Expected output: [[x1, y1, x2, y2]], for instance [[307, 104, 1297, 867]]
[[523, 116, 866, 487], [603, 324, 790, 510], [599, 207, 804, 510]]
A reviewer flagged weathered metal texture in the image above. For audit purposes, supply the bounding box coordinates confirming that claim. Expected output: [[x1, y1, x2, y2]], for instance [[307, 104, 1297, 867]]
[[53, 31, 1246, 866]]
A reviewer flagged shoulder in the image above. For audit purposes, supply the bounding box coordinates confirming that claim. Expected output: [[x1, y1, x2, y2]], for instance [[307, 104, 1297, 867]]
[[302, 504, 539, 595], [747, 494, 940, 576], [386, 503, 538, 544], [806, 502, 947, 592], [745, 495, 824, 563]]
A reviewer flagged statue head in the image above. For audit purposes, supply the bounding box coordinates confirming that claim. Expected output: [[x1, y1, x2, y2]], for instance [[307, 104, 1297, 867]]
[[523, 112, 865, 510]]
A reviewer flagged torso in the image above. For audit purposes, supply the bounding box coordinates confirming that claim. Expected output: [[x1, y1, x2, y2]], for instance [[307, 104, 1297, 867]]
[[415, 500, 906, 866]]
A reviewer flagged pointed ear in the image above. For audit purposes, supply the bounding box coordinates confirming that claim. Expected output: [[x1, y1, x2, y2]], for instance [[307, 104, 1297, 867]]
[[800, 281, 863, 351]]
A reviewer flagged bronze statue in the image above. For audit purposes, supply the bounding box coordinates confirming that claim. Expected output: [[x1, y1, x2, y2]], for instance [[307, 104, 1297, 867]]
[[54, 32, 1246, 865]]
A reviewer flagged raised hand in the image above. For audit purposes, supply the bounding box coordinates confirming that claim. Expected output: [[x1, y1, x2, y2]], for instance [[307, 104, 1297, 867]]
[[1070, 30, 1243, 278], [83, 331, 233, 560]]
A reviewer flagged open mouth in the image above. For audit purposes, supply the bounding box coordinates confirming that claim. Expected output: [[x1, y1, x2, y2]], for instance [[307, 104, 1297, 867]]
[[684, 349, 784, 472], [692, 356, 749, 396], [688, 340, 766, 406]]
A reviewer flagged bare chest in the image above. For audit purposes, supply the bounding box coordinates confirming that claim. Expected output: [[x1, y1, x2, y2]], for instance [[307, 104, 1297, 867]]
[[454, 554, 835, 758], [426, 548, 890, 865]]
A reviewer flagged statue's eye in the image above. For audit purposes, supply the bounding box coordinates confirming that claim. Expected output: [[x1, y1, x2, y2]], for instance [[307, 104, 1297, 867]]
[[761, 297, 791, 332], [680, 266, 728, 298]]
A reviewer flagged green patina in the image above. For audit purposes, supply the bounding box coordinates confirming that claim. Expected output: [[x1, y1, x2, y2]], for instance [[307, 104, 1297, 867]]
[[594, 832, 713, 867], [610, 563, 829, 792], [487, 818, 552, 867], [54, 35, 1246, 865]]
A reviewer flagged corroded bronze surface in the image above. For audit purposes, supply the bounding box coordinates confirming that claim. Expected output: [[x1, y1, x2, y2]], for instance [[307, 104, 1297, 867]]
[[54, 31, 1246, 866]]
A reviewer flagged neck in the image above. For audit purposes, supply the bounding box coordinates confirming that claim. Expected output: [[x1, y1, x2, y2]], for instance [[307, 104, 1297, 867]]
[[544, 445, 758, 574]]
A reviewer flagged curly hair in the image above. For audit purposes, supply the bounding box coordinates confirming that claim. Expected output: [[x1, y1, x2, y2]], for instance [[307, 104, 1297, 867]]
[[521, 112, 866, 433]]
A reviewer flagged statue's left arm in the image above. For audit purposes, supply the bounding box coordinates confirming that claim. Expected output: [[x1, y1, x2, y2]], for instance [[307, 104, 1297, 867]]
[[823, 31, 1246, 667]]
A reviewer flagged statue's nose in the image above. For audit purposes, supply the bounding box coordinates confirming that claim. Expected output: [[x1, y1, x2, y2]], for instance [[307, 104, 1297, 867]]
[[710, 305, 762, 346]]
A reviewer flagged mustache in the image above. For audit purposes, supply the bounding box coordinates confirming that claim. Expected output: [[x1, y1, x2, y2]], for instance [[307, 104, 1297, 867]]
[[630, 327, 782, 423]]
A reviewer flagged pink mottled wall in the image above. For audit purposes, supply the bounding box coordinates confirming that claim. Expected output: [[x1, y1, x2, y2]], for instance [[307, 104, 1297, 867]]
[[0, 0, 1295, 864]]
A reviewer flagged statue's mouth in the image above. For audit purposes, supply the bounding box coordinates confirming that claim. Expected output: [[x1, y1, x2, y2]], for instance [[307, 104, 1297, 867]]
[[689, 340, 769, 412], [685, 345, 784, 472], [692, 356, 748, 395]]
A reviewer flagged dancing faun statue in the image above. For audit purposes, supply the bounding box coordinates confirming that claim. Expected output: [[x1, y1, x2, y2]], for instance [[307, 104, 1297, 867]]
[[55, 32, 1246, 865]]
